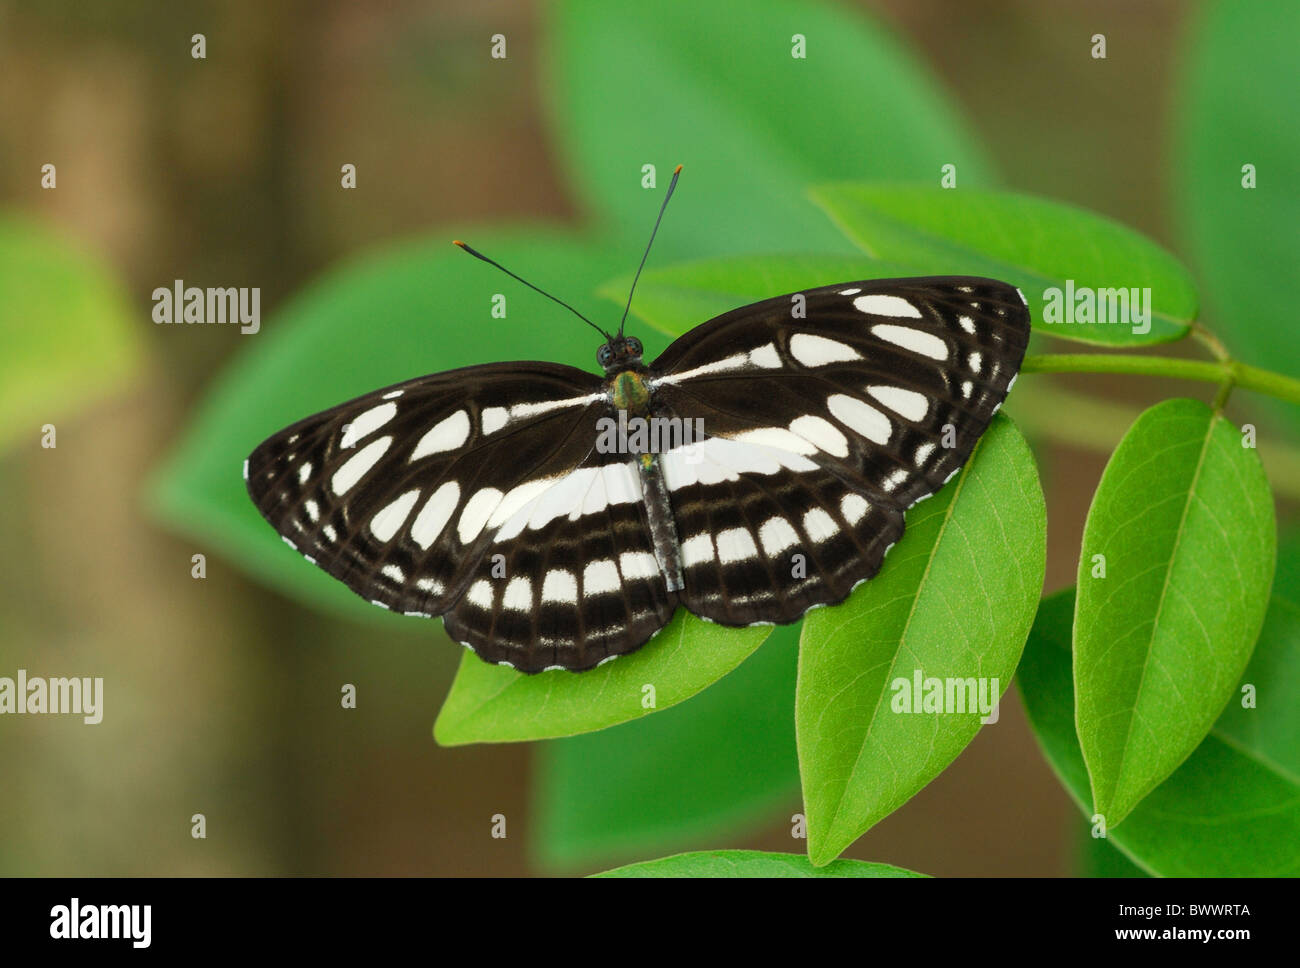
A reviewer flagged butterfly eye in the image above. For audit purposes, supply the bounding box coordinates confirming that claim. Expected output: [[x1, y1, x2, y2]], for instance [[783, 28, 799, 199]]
[[597, 345, 612, 367], [628, 338, 643, 356]]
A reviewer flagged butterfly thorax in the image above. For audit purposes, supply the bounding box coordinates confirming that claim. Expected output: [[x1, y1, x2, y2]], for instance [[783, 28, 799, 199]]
[[607, 368, 652, 415]]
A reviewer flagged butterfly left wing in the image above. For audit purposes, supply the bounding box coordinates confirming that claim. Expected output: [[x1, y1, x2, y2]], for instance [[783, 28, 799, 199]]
[[246, 362, 679, 672], [645, 275, 1029, 625]]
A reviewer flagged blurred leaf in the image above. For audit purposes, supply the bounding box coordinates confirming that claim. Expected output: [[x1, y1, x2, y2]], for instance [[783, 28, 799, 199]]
[[532, 624, 801, 869], [797, 415, 1046, 866], [593, 849, 924, 878], [1174, 0, 1300, 427], [435, 612, 771, 744], [600, 254, 922, 339], [811, 183, 1198, 346], [150, 229, 646, 623], [544, 0, 996, 260], [1074, 398, 1276, 825], [0, 216, 143, 452], [1020, 587, 1300, 877]]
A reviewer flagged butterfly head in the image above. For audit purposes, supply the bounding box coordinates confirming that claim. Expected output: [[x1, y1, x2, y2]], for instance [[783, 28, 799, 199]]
[[597, 336, 644, 373]]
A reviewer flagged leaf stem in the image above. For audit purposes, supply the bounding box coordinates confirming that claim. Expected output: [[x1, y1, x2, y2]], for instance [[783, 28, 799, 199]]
[[1020, 353, 1300, 407]]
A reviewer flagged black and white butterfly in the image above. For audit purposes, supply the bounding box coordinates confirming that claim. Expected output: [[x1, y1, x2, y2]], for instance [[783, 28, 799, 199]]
[[246, 170, 1029, 673]]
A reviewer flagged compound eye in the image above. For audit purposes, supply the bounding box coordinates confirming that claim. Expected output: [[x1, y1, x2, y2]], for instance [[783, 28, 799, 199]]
[[628, 338, 643, 355], [597, 346, 612, 367]]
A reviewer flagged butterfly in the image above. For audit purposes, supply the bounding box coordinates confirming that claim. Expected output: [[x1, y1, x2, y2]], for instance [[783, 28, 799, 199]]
[[246, 167, 1030, 673]]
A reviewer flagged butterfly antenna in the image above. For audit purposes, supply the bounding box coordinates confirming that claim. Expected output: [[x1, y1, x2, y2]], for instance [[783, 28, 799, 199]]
[[453, 240, 612, 341], [618, 163, 682, 338]]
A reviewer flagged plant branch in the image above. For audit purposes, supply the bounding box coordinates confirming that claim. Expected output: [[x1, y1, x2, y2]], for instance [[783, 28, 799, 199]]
[[1020, 353, 1300, 407]]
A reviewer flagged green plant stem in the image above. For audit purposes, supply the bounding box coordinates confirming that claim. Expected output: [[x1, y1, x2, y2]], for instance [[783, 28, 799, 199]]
[[1021, 353, 1300, 407]]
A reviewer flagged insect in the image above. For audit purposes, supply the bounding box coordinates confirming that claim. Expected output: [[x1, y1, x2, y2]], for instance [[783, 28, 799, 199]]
[[246, 167, 1029, 673]]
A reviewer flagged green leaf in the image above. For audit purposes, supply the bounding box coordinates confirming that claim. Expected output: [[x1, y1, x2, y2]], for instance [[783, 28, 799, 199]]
[[599, 254, 922, 339], [545, 0, 995, 260], [593, 849, 925, 878], [531, 624, 801, 869], [435, 611, 771, 745], [149, 229, 644, 622], [1075, 827, 1148, 878], [797, 415, 1046, 866], [1020, 586, 1300, 877], [1174, 0, 1300, 418], [0, 216, 143, 452], [811, 183, 1198, 346], [1074, 398, 1276, 825]]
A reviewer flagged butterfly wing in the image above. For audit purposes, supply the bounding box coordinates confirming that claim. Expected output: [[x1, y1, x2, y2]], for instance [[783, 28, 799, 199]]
[[646, 276, 1029, 625], [245, 362, 675, 672]]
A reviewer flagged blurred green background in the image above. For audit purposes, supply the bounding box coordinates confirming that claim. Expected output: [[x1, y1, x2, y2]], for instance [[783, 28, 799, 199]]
[[1, 0, 1293, 876]]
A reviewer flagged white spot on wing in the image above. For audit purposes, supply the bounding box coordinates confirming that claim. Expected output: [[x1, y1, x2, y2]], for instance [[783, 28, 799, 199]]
[[867, 385, 929, 423], [959, 315, 976, 334], [502, 576, 532, 612], [790, 333, 861, 367], [331, 436, 392, 495], [788, 415, 848, 458], [410, 480, 459, 549], [457, 486, 503, 543], [583, 559, 620, 595], [872, 324, 947, 360], [681, 533, 715, 567], [728, 427, 817, 457], [488, 477, 555, 529], [542, 569, 577, 603], [508, 393, 604, 421], [481, 406, 508, 434], [466, 579, 493, 609], [802, 508, 838, 542], [411, 410, 470, 460], [716, 527, 759, 564], [748, 342, 782, 369], [341, 402, 397, 449], [382, 564, 405, 582], [298, 462, 313, 485], [854, 294, 923, 318], [827, 394, 892, 445], [839, 287, 861, 296], [654, 353, 750, 386], [758, 517, 799, 556], [371, 489, 420, 541], [841, 493, 869, 525], [619, 551, 659, 581]]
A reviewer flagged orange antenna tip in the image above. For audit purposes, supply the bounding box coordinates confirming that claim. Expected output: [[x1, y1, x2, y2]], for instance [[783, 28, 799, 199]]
[[452, 239, 465, 247], [674, 164, 683, 174]]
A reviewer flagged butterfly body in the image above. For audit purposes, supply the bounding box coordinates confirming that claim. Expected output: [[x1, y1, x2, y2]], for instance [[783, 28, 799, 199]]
[[246, 274, 1029, 673]]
